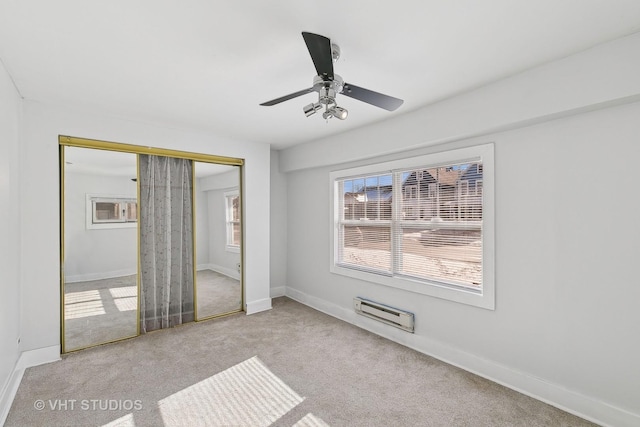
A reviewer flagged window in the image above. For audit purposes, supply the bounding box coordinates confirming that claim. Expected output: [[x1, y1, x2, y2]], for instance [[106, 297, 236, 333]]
[[225, 191, 241, 252], [405, 185, 418, 199], [330, 144, 494, 309], [86, 195, 137, 229]]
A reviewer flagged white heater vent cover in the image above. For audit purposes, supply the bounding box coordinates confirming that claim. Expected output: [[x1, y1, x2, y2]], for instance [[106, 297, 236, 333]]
[[353, 297, 414, 333]]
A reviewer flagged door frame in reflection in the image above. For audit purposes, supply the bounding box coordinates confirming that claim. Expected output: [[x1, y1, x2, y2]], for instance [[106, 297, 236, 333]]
[[59, 135, 245, 353]]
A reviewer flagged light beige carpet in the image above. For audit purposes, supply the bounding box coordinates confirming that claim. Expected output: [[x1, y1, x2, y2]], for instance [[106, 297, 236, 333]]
[[64, 270, 241, 352], [7, 297, 596, 427], [195, 269, 242, 319], [64, 275, 138, 352]]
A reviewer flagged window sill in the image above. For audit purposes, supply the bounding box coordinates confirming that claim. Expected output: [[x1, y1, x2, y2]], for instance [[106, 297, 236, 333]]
[[226, 245, 240, 254], [87, 222, 137, 230], [330, 263, 494, 310]]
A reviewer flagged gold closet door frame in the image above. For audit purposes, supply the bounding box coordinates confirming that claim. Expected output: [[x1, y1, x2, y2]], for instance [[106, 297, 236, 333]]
[[193, 162, 245, 321], [59, 135, 245, 353]]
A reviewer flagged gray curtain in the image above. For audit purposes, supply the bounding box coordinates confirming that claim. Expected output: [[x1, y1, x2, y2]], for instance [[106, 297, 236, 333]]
[[139, 154, 194, 333]]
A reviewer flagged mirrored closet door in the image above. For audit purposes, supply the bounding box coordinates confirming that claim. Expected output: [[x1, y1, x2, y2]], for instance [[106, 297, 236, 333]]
[[194, 162, 243, 320], [62, 147, 139, 352], [60, 137, 244, 353]]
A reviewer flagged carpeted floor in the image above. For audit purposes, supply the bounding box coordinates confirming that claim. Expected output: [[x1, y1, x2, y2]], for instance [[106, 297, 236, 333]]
[[64, 270, 241, 352], [195, 269, 242, 319], [64, 275, 138, 352], [8, 297, 596, 427]]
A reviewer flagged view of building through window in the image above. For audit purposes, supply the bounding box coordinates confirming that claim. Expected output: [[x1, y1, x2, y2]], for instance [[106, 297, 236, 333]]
[[336, 162, 483, 290]]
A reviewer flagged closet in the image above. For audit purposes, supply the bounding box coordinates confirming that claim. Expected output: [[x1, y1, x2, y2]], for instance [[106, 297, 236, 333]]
[[60, 136, 243, 353]]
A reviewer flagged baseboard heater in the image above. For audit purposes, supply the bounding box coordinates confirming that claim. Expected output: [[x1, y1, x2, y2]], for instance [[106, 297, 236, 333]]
[[353, 297, 415, 333]]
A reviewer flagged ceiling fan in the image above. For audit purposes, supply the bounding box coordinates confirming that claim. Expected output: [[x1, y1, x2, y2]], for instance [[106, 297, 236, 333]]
[[260, 32, 404, 120]]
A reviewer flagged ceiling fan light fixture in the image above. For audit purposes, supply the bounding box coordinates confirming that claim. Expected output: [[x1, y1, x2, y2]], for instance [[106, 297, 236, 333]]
[[303, 102, 322, 117], [323, 105, 348, 120], [332, 106, 348, 120]]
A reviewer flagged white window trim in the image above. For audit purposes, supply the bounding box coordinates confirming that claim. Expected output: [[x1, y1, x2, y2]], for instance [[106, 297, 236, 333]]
[[329, 143, 495, 310], [86, 194, 137, 230], [224, 190, 240, 253]]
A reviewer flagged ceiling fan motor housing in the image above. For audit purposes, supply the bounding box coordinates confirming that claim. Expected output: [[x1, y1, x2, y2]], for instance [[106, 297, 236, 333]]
[[313, 74, 344, 104]]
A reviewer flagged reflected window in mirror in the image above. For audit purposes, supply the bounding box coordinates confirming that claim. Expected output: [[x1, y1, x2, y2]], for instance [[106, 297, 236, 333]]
[[225, 190, 240, 253], [86, 194, 138, 229]]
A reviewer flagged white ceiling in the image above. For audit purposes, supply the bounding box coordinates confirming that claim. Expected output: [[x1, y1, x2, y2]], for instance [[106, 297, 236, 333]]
[[1, 1, 639, 149]]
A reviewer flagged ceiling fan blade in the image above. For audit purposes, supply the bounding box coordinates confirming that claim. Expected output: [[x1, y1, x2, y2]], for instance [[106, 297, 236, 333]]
[[302, 32, 334, 81], [260, 87, 315, 106], [341, 83, 404, 111]]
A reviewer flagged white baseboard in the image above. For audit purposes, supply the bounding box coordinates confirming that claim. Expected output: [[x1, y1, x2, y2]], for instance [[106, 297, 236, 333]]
[[245, 298, 272, 315], [0, 346, 60, 426], [67, 265, 242, 283], [270, 286, 286, 298], [284, 287, 639, 427], [0, 363, 23, 427], [67, 265, 243, 284], [16, 345, 60, 371], [199, 263, 241, 281], [65, 269, 137, 283]]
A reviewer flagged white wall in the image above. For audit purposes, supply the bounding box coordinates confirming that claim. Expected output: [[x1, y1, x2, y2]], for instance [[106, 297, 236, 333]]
[[64, 171, 137, 281], [197, 169, 241, 278], [0, 58, 22, 421], [194, 179, 210, 267], [279, 33, 640, 427], [269, 150, 287, 296], [207, 188, 241, 278], [19, 101, 272, 356]]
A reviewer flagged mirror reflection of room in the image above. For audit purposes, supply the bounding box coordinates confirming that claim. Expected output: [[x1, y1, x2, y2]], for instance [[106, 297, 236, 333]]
[[63, 147, 138, 352], [194, 162, 243, 320], [62, 145, 244, 353]]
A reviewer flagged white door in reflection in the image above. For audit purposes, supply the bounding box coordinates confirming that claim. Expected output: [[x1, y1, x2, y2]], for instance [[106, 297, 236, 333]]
[[194, 162, 243, 319]]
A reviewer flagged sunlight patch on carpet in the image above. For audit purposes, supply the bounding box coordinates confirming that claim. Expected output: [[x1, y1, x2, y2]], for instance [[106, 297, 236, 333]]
[[65, 289, 101, 304], [101, 413, 135, 427], [293, 413, 331, 427], [109, 286, 137, 298], [158, 356, 304, 427], [65, 290, 106, 319], [113, 296, 137, 312], [64, 301, 106, 319]]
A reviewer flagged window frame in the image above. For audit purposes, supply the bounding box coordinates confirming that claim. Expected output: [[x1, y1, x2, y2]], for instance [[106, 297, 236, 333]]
[[86, 194, 137, 230], [330, 143, 495, 310]]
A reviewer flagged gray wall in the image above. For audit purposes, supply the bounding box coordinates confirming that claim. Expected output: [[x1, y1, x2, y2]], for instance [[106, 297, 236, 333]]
[[195, 181, 210, 267], [63, 171, 137, 281], [198, 169, 241, 278], [269, 150, 287, 295], [64, 169, 242, 281], [206, 188, 241, 278], [0, 55, 22, 418], [277, 33, 640, 426]]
